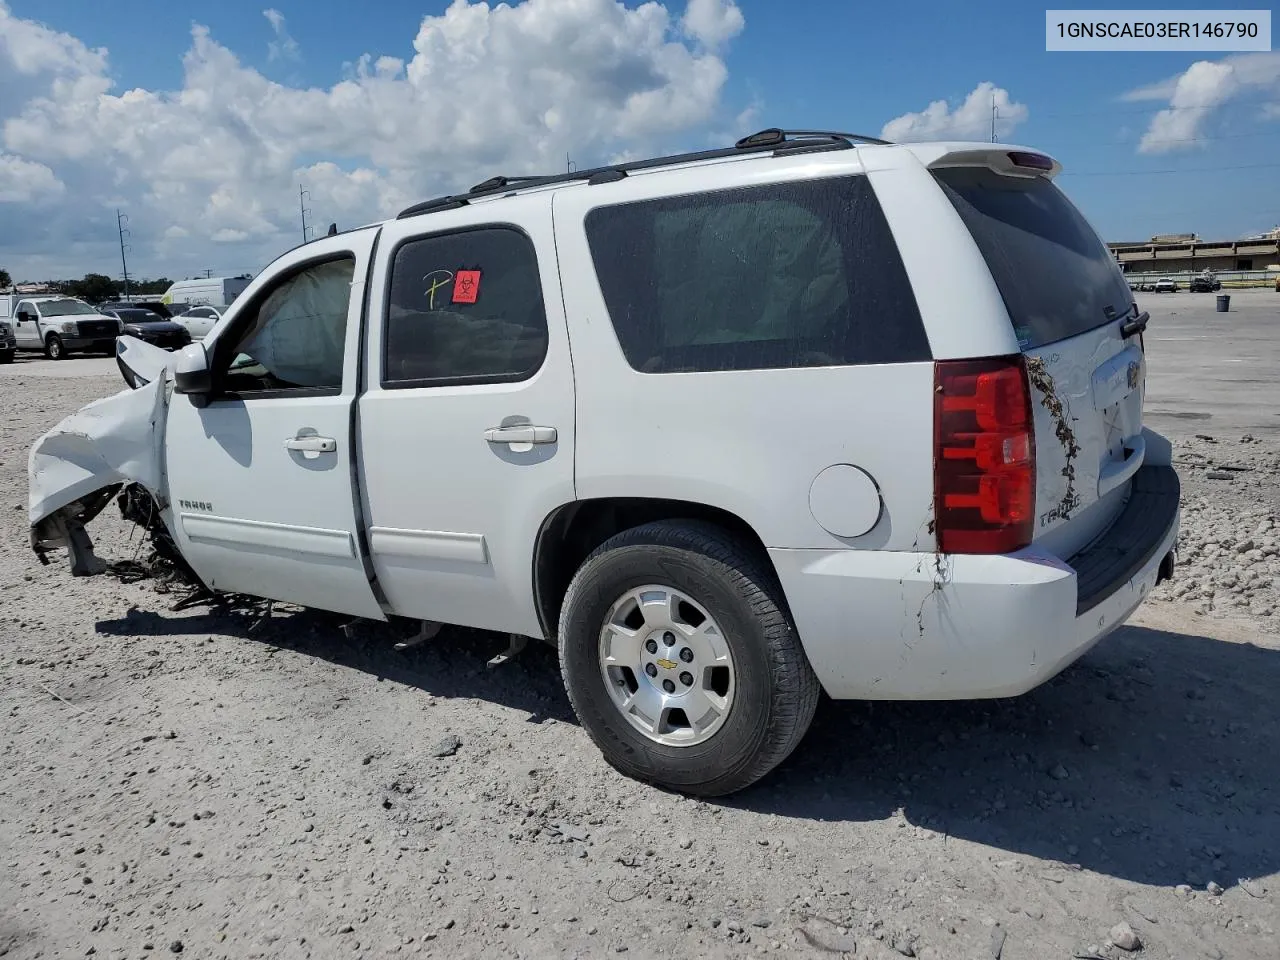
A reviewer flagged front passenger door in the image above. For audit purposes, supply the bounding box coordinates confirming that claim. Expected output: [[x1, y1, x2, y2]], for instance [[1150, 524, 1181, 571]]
[[163, 230, 386, 619]]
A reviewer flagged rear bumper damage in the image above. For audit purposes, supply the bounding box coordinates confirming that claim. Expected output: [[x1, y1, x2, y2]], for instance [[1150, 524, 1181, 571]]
[[28, 337, 175, 574], [771, 464, 1181, 701]]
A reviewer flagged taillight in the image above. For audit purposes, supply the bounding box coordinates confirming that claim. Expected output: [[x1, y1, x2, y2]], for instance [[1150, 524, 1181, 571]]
[[934, 357, 1035, 554]]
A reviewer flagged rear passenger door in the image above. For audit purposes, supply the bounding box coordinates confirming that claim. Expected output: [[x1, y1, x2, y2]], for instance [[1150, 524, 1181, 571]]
[[358, 194, 576, 638]]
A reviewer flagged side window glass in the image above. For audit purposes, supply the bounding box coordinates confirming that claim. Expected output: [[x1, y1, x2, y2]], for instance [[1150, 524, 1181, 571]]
[[584, 176, 930, 373], [384, 227, 548, 386], [221, 257, 355, 394]]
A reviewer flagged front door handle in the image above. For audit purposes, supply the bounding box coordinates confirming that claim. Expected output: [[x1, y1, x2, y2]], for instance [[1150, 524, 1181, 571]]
[[483, 424, 557, 445], [285, 435, 337, 453]]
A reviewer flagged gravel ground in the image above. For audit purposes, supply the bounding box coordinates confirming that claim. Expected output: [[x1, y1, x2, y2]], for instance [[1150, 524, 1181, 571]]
[[2, 361, 1279, 960]]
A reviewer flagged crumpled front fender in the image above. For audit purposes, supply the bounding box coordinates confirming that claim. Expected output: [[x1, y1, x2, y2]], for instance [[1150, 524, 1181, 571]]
[[28, 358, 174, 572]]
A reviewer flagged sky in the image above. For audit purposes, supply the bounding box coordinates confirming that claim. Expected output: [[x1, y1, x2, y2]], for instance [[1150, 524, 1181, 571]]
[[1, 0, 1277, 282]]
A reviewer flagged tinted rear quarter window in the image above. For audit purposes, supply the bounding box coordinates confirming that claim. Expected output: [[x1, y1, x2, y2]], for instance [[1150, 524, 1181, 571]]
[[932, 167, 1133, 350], [584, 176, 930, 373]]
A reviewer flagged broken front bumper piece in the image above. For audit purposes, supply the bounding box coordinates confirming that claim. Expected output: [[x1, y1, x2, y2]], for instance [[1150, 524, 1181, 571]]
[[28, 345, 173, 574]]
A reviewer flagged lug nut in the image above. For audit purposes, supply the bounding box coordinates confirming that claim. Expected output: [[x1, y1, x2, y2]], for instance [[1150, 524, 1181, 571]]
[[663, 631, 676, 646], [645, 663, 658, 678], [679, 672, 694, 687], [679, 647, 694, 663], [662, 679, 676, 694], [645, 639, 658, 654]]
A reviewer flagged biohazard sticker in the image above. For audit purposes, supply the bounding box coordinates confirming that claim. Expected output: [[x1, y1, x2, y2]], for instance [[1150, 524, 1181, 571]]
[[452, 270, 481, 304]]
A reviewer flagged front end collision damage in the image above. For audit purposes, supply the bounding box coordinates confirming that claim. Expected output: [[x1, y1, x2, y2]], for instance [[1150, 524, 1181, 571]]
[[28, 336, 176, 575]]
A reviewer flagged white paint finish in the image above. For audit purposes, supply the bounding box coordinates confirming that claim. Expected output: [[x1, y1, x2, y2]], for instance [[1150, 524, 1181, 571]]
[[358, 192, 575, 637], [771, 506, 1177, 700], [28, 369, 170, 524], [864, 160, 1022, 363], [368, 527, 489, 565], [808, 464, 882, 539], [552, 164, 937, 553], [163, 229, 385, 621], [181, 514, 358, 559]]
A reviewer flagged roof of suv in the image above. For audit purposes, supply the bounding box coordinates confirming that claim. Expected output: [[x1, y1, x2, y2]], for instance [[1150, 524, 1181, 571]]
[[392, 129, 1063, 224], [297, 129, 1063, 246]]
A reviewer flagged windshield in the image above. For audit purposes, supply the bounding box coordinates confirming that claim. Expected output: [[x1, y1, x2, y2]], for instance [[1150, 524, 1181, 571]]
[[38, 299, 100, 317], [117, 309, 164, 322], [932, 168, 1133, 350]]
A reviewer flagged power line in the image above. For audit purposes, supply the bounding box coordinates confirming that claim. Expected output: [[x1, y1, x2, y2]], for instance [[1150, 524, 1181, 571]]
[[117, 209, 131, 299], [299, 184, 312, 243]]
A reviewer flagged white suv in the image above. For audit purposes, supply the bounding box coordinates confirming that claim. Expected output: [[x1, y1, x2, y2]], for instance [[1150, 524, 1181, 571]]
[[29, 129, 1180, 796]]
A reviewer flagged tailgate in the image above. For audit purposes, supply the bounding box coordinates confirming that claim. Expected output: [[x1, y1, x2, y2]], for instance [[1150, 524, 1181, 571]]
[[931, 159, 1145, 557], [1023, 322, 1146, 556]]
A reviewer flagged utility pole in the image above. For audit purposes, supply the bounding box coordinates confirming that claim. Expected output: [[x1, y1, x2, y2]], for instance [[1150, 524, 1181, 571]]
[[299, 184, 312, 243], [117, 209, 131, 299], [991, 94, 998, 143]]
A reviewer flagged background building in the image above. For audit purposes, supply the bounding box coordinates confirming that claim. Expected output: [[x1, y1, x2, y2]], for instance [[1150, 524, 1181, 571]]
[[1109, 229, 1280, 276]]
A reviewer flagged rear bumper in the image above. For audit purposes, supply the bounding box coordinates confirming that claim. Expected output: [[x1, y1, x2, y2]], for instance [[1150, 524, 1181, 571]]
[[771, 465, 1180, 700]]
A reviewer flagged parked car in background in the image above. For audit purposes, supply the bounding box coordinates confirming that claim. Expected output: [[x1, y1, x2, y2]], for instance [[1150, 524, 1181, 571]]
[[1188, 272, 1221, 292], [10, 296, 121, 359], [172, 303, 233, 340], [100, 307, 192, 351], [0, 317, 14, 363], [99, 300, 179, 319], [1154, 277, 1178, 292]]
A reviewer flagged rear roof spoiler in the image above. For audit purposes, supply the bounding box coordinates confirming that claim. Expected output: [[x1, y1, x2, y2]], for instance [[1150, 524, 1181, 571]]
[[909, 143, 1063, 180]]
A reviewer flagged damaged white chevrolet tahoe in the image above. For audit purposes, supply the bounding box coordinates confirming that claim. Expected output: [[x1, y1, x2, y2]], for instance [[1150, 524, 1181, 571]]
[[28, 129, 1180, 796]]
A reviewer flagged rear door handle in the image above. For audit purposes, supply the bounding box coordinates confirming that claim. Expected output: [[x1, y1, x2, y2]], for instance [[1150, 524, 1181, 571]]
[[484, 425, 557, 445], [285, 435, 337, 453]]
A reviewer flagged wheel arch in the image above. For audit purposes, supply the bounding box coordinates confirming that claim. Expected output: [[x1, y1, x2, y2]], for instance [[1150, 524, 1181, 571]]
[[531, 497, 779, 643]]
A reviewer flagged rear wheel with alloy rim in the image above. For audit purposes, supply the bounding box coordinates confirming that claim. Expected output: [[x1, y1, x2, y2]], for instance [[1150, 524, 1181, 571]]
[[558, 520, 820, 797]]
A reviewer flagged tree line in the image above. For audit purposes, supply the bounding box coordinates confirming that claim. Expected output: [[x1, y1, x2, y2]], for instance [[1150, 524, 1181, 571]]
[[1, 269, 174, 301]]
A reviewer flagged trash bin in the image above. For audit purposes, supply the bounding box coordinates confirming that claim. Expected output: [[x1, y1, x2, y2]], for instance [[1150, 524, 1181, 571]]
[[1216, 294, 1230, 312]]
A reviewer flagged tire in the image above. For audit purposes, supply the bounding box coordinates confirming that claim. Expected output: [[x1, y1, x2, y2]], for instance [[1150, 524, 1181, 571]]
[[558, 520, 820, 797], [45, 334, 65, 360]]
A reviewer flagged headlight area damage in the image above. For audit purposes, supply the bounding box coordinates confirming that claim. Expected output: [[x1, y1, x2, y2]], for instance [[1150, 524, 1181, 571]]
[[28, 336, 194, 584]]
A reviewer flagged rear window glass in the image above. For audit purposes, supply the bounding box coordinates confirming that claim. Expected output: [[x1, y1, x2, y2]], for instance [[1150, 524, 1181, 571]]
[[583, 176, 930, 373], [933, 167, 1132, 350]]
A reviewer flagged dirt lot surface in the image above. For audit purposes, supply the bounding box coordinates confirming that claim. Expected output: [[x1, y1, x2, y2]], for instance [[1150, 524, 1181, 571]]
[[3, 291, 1279, 959]]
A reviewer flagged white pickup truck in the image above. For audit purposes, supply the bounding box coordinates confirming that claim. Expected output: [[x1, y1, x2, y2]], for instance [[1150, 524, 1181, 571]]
[[4, 295, 122, 359], [27, 130, 1180, 796]]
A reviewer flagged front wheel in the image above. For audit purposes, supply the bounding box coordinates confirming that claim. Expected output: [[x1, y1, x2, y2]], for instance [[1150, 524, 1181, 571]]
[[558, 520, 820, 797], [45, 334, 66, 360]]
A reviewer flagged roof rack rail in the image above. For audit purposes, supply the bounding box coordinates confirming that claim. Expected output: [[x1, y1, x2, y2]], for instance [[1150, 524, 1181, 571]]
[[396, 126, 892, 220], [735, 128, 892, 149]]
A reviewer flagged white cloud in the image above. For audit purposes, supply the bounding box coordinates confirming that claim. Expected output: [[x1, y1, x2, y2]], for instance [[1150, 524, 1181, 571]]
[[1126, 51, 1280, 153], [0, 152, 63, 201], [681, 0, 744, 50], [264, 8, 300, 63], [0, 0, 747, 279], [880, 82, 1028, 143]]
